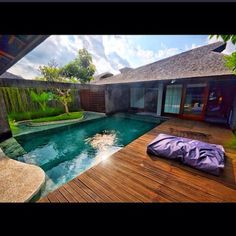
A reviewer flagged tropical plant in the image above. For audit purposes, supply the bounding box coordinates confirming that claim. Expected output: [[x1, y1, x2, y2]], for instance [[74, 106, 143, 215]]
[[8, 108, 63, 121], [225, 52, 236, 74], [38, 60, 64, 82], [210, 35, 236, 75], [8, 118, 19, 133], [31, 111, 83, 123], [210, 35, 236, 44], [30, 90, 54, 111], [61, 48, 96, 84], [36, 49, 96, 113], [54, 89, 72, 114]]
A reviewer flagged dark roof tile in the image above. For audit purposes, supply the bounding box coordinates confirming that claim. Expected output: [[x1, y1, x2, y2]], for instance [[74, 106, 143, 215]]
[[93, 42, 232, 85]]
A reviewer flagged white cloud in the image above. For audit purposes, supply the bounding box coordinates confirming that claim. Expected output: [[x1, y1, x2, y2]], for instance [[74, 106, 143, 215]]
[[155, 43, 180, 60], [184, 43, 204, 51], [8, 57, 42, 80], [8, 35, 221, 80], [103, 36, 180, 69], [223, 41, 236, 55], [207, 35, 223, 44], [9, 35, 161, 79], [206, 35, 236, 55]]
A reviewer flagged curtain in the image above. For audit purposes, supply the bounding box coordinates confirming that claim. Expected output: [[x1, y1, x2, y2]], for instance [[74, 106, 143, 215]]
[[164, 85, 182, 114]]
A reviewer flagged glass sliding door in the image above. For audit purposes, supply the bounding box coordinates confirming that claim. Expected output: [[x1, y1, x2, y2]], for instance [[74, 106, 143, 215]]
[[205, 82, 235, 124], [164, 84, 183, 114], [183, 83, 207, 117]]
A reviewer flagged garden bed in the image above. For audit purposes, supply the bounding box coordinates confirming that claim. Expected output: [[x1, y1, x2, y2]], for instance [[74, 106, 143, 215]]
[[29, 111, 84, 125], [16, 111, 84, 126], [11, 111, 106, 137]]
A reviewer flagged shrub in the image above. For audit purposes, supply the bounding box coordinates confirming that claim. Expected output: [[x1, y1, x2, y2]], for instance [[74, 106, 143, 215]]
[[8, 118, 19, 133], [30, 91, 54, 111], [31, 111, 84, 123], [8, 107, 64, 121]]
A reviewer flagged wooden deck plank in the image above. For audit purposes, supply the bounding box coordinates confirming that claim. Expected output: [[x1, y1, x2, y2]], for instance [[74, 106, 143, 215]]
[[47, 191, 68, 203], [38, 196, 50, 203], [46, 192, 60, 203], [67, 181, 96, 202], [39, 118, 236, 203], [92, 165, 154, 202], [99, 155, 217, 202], [58, 186, 79, 203], [113, 150, 230, 201], [83, 167, 143, 202], [78, 172, 117, 202]]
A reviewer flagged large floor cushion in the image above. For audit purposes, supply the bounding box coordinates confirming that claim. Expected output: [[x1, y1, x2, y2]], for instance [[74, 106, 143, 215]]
[[147, 133, 225, 175]]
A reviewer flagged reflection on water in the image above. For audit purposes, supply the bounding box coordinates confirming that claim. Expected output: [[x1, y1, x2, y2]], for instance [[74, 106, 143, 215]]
[[16, 116, 158, 198], [85, 130, 118, 151], [85, 130, 122, 164]]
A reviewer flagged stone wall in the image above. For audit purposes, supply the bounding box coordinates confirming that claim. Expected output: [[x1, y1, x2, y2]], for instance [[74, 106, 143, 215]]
[[105, 85, 130, 114], [0, 78, 104, 142], [0, 90, 12, 142], [0, 78, 94, 90]]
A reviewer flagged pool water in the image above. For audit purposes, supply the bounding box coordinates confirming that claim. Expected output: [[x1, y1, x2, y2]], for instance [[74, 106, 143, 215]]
[[13, 111, 105, 137], [15, 115, 162, 198]]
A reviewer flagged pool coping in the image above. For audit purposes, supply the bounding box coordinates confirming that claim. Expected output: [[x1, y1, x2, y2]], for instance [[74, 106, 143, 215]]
[[25, 115, 84, 126], [0, 148, 46, 203], [13, 111, 107, 137]]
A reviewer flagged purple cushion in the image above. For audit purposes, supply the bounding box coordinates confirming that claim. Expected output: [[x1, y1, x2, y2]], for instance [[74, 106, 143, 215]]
[[147, 133, 225, 175]]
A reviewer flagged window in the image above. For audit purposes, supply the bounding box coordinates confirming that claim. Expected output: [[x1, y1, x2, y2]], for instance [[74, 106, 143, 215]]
[[164, 84, 182, 114], [130, 88, 144, 108], [183, 84, 206, 116]]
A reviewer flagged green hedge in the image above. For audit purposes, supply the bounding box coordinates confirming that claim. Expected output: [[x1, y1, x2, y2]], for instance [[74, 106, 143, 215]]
[[31, 111, 84, 123], [0, 87, 80, 115], [8, 108, 64, 121]]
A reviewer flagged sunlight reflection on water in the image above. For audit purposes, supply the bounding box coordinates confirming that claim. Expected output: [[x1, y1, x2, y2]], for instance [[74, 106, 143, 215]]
[[85, 130, 123, 164]]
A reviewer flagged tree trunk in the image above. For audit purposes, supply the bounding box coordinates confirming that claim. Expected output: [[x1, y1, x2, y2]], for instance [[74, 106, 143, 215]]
[[64, 103, 69, 114]]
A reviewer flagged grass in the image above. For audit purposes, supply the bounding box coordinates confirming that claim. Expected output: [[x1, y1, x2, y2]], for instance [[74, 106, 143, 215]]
[[30, 111, 84, 123], [8, 108, 64, 121], [8, 118, 19, 133]]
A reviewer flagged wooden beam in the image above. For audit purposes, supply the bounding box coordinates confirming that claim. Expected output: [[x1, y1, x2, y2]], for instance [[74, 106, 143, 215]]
[[8, 35, 15, 45], [8, 35, 26, 47], [14, 36, 26, 47], [0, 35, 49, 75], [0, 50, 14, 60]]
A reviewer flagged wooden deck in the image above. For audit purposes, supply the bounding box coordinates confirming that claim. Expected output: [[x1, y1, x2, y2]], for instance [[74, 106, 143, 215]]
[[38, 118, 236, 202]]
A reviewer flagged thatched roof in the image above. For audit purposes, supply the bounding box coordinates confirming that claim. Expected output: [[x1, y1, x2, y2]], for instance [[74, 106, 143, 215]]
[[0, 71, 25, 80], [92, 72, 114, 83], [93, 42, 233, 85], [119, 67, 133, 73]]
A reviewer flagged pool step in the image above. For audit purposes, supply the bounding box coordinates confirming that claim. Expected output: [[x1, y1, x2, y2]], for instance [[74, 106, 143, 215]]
[[0, 137, 27, 160]]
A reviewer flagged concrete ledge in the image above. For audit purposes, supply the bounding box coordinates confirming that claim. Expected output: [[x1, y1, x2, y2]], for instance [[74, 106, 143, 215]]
[[27, 116, 84, 127], [0, 148, 45, 203]]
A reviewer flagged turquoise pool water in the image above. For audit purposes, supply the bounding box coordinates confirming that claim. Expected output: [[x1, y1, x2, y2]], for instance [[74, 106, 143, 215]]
[[15, 115, 162, 198]]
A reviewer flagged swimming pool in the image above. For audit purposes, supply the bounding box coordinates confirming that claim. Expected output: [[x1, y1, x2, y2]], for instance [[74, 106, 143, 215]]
[[15, 115, 163, 198]]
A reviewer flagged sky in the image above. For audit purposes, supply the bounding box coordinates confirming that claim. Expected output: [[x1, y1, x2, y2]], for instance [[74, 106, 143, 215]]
[[8, 35, 236, 80]]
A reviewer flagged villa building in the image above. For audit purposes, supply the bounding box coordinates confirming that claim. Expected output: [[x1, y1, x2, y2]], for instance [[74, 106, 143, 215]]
[[79, 42, 236, 129]]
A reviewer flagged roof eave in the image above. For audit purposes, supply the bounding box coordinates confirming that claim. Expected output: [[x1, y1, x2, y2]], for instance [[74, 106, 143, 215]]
[[0, 35, 49, 76]]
